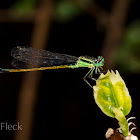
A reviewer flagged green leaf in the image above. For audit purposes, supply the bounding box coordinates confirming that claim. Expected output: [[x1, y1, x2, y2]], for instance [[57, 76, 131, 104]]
[[11, 0, 37, 15], [55, 0, 94, 22], [55, 1, 81, 22], [93, 70, 132, 136]]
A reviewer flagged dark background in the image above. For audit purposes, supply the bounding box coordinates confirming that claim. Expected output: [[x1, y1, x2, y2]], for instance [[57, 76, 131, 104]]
[[0, 0, 140, 139]]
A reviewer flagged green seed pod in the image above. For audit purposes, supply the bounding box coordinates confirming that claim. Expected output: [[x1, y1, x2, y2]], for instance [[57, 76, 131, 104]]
[[93, 70, 132, 136]]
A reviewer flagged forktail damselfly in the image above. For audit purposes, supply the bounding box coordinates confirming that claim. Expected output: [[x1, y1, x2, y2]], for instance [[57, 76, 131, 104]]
[[0, 46, 104, 87]]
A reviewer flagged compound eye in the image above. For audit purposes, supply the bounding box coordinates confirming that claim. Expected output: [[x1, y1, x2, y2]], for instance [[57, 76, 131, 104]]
[[98, 56, 103, 60], [94, 60, 98, 63]]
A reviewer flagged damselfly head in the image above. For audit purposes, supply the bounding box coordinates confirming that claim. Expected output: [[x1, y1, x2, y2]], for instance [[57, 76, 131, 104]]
[[94, 56, 104, 66]]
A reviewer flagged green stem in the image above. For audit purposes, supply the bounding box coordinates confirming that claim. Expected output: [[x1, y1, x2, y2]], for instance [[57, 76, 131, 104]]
[[113, 108, 129, 136]]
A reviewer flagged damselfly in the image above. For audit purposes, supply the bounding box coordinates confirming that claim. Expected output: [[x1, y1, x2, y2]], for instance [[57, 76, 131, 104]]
[[0, 46, 104, 87]]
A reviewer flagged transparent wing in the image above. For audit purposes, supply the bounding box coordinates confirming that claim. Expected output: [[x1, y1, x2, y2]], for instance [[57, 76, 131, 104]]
[[11, 46, 78, 68]]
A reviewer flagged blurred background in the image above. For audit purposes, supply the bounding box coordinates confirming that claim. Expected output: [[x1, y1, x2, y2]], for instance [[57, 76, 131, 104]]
[[0, 0, 140, 139]]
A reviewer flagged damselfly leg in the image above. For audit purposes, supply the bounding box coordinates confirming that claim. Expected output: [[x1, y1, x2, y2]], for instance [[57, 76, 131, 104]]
[[83, 68, 95, 88]]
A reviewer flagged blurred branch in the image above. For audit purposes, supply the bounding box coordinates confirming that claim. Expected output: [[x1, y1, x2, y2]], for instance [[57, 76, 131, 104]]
[[87, 4, 109, 27], [31, 0, 53, 48], [0, 9, 36, 23], [0, 0, 108, 27], [14, 0, 53, 140], [70, 0, 109, 26], [101, 0, 132, 69]]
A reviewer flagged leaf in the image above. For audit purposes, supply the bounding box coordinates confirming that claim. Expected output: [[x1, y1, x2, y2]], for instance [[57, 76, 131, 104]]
[[93, 70, 132, 136]]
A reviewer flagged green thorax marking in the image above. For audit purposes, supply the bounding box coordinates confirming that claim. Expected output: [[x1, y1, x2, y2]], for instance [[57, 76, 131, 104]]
[[70, 56, 94, 68], [70, 56, 104, 69]]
